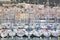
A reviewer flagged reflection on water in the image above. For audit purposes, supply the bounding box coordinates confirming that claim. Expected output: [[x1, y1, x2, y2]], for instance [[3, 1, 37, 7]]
[[52, 37, 58, 40], [0, 37, 58, 40]]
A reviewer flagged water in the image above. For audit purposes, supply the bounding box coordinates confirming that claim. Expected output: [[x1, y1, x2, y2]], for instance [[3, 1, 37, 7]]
[[0, 37, 58, 40]]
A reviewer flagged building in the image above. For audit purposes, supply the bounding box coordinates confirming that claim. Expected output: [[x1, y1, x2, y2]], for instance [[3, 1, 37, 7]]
[[11, 0, 24, 3], [0, 0, 11, 1]]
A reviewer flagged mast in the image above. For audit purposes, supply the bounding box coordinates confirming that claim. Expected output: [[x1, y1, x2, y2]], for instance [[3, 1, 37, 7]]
[[45, 0, 49, 25], [14, 10, 17, 26], [28, 0, 29, 3]]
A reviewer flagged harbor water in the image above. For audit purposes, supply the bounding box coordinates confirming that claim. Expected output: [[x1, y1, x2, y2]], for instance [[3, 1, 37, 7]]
[[0, 37, 58, 40]]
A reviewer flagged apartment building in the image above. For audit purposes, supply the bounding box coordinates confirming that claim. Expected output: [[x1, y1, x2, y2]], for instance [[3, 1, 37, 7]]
[[0, 0, 11, 1]]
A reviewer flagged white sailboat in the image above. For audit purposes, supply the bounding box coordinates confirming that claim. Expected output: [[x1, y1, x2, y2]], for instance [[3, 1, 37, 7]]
[[25, 26, 33, 39], [17, 29, 25, 37], [42, 25, 51, 37], [51, 30, 59, 37], [58, 30, 60, 36], [1, 29, 8, 38], [38, 29, 44, 36], [25, 29, 33, 36], [32, 24, 42, 37], [17, 29, 25, 39], [51, 23, 59, 37], [8, 29, 16, 39], [43, 30, 51, 37], [32, 29, 40, 37]]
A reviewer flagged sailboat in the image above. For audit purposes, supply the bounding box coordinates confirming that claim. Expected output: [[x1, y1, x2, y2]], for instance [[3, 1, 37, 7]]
[[42, 0, 53, 37], [51, 30, 59, 37], [43, 30, 51, 37], [17, 29, 25, 37], [31, 24, 40, 37], [8, 29, 16, 39], [25, 26, 33, 39], [32, 29, 40, 37], [1, 29, 8, 38], [57, 25, 60, 36], [38, 29, 43, 37]]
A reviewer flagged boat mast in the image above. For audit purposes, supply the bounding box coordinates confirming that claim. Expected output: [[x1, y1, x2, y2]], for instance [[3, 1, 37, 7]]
[[28, 0, 29, 3], [54, 0, 57, 30], [45, 0, 49, 25], [14, 10, 16, 26]]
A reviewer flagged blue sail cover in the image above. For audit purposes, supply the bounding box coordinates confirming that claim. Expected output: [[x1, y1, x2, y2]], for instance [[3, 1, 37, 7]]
[[35, 24, 41, 31], [47, 25, 52, 29], [26, 26, 33, 32], [54, 25, 57, 31]]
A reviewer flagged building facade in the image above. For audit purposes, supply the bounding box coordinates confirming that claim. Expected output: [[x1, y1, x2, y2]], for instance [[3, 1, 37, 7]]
[[0, 0, 11, 1]]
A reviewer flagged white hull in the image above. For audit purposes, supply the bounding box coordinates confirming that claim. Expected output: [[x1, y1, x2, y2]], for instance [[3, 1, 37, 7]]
[[25, 31, 33, 36], [38, 30, 43, 36], [52, 30, 59, 37], [13, 29, 18, 33], [17, 29, 25, 37], [9, 31, 16, 37], [43, 31, 51, 37], [1, 33, 7, 38], [1, 29, 8, 38], [32, 29, 40, 37]]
